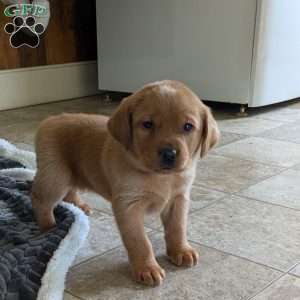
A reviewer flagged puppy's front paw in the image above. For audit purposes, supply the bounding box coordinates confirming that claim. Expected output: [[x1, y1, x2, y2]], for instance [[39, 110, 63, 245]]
[[133, 263, 166, 286], [168, 246, 199, 267], [78, 202, 93, 215]]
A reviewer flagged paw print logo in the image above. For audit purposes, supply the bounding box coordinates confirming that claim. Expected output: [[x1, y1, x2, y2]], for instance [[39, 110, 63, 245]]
[[4, 16, 45, 48]]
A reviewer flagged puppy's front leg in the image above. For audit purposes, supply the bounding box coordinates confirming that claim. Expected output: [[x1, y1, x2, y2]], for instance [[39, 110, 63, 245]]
[[112, 199, 165, 286], [161, 195, 199, 267]]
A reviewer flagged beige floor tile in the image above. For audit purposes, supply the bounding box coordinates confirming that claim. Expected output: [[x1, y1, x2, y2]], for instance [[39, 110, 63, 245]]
[[190, 186, 227, 211], [217, 117, 284, 135], [290, 264, 300, 277], [73, 211, 122, 266], [239, 169, 300, 210], [214, 137, 300, 167], [64, 292, 81, 300], [0, 113, 21, 127], [253, 107, 300, 123], [66, 233, 281, 300], [40, 96, 101, 111], [251, 275, 300, 300], [217, 131, 247, 148], [49, 96, 118, 115], [0, 96, 117, 125], [74, 210, 153, 266], [188, 195, 300, 271], [1, 105, 61, 123], [195, 154, 283, 193], [1, 96, 299, 300], [259, 121, 300, 144], [0, 121, 39, 144], [14, 142, 35, 152]]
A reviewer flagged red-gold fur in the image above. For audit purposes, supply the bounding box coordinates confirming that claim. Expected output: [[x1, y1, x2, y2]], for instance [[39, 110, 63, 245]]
[[31, 80, 219, 286]]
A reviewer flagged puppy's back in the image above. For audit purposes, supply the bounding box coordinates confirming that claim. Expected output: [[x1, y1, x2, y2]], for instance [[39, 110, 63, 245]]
[[35, 113, 109, 176]]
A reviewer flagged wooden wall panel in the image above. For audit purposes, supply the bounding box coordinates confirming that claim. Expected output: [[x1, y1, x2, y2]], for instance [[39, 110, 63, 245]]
[[0, 0, 97, 70], [0, 7, 21, 69]]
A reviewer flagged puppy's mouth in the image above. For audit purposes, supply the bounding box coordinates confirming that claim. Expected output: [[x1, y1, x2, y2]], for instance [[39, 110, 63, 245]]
[[154, 166, 185, 174]]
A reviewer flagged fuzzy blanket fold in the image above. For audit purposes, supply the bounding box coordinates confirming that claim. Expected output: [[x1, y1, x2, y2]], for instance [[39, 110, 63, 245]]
[[0, 139, 89, 300]]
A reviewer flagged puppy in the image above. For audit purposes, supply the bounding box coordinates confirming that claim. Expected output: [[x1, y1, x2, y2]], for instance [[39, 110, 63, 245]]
[[31, 80, 219, 286]]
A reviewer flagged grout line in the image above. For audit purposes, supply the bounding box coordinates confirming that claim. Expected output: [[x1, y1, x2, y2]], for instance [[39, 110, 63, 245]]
[[185, 239, 286, 274], [66, 227, 298, 299], [237, 166, 289, 189], [192, 182, 232, 195], [89, 206, 113, 216], [153, 225, 288, 275], [188, 197, 228, 216], [246, 272, 287, 300], [70, 228, 157, 270], [234, 193, 300, 212], [217, 122, 285, 138], [285, 262, 300, 276], [290, 273, 300, 279], [251, 115, 300, 124], [64, 291, 85, 300], [195, 162, 288, 196], [72, 224, 288, 276], [193, 182, 235, 194], [215, 134, 248, 149], [253, 133, 300, 145], [246, 261, 300, 299], [70, 245, 122, 270], [205, 152, 291, 170], [287, 261, 300, 278]]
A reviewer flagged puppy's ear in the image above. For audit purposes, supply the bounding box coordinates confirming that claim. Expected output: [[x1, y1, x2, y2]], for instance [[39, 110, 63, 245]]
[[107, 95, 137, 149], [200, 107, 220, 158]]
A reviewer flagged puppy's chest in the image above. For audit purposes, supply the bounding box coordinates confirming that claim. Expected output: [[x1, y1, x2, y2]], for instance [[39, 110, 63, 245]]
[[145, 170, 195, 210], [169, 171, 195, 198], [115, 167, 196, 214]]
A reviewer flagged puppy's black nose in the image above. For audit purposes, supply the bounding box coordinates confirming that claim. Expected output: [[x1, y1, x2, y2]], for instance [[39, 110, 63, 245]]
[[159, 147, 177, 168]]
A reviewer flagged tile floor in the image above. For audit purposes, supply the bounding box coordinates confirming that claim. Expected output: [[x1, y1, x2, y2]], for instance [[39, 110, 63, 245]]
[[0, 95, 300, 300]]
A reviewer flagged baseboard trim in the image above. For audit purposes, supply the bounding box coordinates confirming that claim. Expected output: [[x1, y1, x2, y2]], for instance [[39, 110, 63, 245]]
[[0, 61, 99, 111]]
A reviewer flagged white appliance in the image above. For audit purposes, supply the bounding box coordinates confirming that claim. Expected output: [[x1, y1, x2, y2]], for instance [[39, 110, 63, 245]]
[[96, 0, 300, 107]]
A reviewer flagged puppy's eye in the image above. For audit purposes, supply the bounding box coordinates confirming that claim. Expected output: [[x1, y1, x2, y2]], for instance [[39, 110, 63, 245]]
[[142, 121, 154, 129], [183, 122, 194, 132]]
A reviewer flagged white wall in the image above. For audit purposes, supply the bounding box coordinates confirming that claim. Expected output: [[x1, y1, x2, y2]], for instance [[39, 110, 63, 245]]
[[0, 61, 99, 111]]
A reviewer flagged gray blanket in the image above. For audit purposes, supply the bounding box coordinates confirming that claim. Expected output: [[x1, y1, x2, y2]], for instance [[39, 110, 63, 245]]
[[0, 157, 75, 300]]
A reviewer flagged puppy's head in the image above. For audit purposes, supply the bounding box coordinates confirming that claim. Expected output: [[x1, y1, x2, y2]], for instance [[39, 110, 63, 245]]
[[108, 80, 219, 173]]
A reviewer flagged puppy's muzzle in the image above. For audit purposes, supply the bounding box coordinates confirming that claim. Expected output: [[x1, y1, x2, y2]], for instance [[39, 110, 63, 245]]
[[159, 147, 177, 169]]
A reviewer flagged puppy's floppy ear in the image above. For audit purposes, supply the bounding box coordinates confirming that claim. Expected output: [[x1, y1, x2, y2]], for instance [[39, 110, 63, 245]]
[[200, 107, 220, 158], [107, 95, 137, 149]]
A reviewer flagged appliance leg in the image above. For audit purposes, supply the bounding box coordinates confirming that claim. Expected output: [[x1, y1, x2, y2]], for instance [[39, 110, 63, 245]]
[[103, 94, 113, 102], [237, 104, 248, 117]]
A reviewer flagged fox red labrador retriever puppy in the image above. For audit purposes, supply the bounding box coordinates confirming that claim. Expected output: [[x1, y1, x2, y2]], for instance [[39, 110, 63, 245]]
[[31, 80, 220, 286]]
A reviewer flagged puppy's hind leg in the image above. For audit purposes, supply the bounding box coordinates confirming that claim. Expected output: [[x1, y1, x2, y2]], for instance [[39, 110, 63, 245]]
[[31, 169, 70, 232], [63, 189, 92, 215]]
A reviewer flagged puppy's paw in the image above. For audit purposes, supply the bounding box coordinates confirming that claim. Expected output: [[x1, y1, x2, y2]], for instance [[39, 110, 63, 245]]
[[168, 246, 199, 267], [78, 202, 93, 216], [133, 263, 166, 286]]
